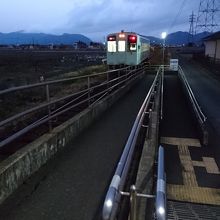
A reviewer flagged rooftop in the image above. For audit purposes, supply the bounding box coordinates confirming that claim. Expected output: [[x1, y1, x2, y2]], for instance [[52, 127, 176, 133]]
[[203, 31, 220, 41]]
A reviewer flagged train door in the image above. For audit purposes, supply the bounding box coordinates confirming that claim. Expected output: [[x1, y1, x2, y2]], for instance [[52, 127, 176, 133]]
[[127, 34, 138, 65], [116, 33, 127, 65]]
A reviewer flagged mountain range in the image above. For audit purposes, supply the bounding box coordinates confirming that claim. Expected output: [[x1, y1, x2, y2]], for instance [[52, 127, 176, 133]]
[[0, 31, 211, 46], [0, 31, 91, 45], [146, 31, 210, 45]]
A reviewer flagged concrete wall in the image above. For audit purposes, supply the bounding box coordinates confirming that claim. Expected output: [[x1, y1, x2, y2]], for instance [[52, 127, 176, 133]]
[[205, 41, 216, 58], [216, 40, 220, 60], [0, 73, 144, 205], [204, 40, 220, 60], [135, 79, 161, 219]]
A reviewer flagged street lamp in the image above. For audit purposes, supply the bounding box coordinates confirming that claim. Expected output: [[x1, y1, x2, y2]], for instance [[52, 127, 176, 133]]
[[160, 32, 167, 121], [161, 32, 167, 40], [161, 32, 167, 68]]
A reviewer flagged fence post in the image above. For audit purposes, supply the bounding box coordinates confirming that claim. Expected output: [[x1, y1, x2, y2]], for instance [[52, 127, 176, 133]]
[[125, 67, 128, 83], [118, 69, 120, 88], [156, 146, 166, 220], [130, 185, 137, 220], [46, 84, 52, 132], [88, 76, 90, 106], [107, 71, 109, 89]]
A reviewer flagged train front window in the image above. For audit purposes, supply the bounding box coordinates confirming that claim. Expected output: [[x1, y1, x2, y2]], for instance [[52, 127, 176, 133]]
[[118, 41, 125, 52], [107, 41, 116, 52]]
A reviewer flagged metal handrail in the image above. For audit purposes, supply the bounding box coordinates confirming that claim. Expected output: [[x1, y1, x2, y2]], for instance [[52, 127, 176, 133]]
[[178, 66, 207, 125], [0, 66, 144, 128], [102, 66, 162, 220], [0, 65, 131, 95], [0, 64, 145, 148], [155, 146, 166, 220], [0, 71, 135, 126]]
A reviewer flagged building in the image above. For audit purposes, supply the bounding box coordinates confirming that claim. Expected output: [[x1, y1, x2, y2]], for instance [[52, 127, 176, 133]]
[[73, 41, 88, 50], [203, 31, 220, 63]]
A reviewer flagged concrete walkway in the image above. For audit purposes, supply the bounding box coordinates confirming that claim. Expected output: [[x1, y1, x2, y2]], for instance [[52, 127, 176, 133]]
[[0, 74, 154, 220]]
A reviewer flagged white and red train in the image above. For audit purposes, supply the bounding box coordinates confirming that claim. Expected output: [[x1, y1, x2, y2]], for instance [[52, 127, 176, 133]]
[[107, 31, 150, 66]]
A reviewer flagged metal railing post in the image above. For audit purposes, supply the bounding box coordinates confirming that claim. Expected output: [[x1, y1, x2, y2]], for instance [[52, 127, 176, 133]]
[[107, 71, 109, 89], [88, 76, 91, 106], [130, 185, 137, 220], [46, 84, 52, 132], [118, 69, 120, 87], [156, 146, 166, 220]]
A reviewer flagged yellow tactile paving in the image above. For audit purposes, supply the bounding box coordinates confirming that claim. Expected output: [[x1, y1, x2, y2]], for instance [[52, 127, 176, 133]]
[[160, 137, 220, 205], [160, 137, 201, 147], [178, 145, 198, 186], [167, 184, 220, 205], [192, 157, 220, 174], [203, 157, 220, 174], [182, 172, 198, 186], [178, 144, 190, 155], [192, 161, 205, 167]]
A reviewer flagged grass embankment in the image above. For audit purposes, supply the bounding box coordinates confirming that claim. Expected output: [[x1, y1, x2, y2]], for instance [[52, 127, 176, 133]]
[[0, 64, 108, 121]]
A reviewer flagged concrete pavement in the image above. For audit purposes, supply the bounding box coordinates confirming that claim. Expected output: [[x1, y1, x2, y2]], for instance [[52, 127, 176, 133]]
[[0, 74, 155, 220]]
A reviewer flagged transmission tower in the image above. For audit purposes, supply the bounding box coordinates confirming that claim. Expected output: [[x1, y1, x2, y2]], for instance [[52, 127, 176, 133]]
[[195, 0, 220, 33], [189, 11, 196, 44]]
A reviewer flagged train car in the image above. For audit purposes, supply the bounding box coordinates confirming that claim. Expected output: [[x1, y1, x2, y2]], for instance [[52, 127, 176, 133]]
[[107, 31, 150, 66]]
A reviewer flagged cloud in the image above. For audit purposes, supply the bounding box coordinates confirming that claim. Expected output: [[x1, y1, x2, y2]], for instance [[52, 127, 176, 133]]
[[64, 0, 199, 40], [0, 0, 201, 40], [0, 0, 74, 33]]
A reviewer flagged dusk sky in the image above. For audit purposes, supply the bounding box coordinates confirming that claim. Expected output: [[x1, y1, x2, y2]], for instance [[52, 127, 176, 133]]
[[0, 0, 202, 41]]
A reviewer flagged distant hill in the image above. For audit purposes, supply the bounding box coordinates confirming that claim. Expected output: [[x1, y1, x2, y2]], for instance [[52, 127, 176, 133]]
[[147, 31, 211, 45], [146, 36, 162, 44], [166, 31, 210, 45], [0, 31, 92, 45], [0, 31, 212, 46]]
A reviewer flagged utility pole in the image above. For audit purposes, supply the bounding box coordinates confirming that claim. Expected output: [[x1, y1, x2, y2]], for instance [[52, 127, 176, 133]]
[[188, 11, 196, 45], [195, 0, 220, 34]]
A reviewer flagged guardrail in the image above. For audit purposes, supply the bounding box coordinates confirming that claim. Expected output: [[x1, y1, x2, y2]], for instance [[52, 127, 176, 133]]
[[0, 64, 146, 149], [178, 65, 208, 145], [102, 66, 163, 220]]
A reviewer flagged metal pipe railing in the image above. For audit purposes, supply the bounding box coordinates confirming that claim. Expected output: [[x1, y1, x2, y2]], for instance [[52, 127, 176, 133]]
[[0, 66, 131, 95], [178, 66, 207, 124], [178, 65, 208, 145], [155, 146, 166, 220], [0, 65, 143, 128], [102, 66, 162, 220], [0, 64, 145, 148]]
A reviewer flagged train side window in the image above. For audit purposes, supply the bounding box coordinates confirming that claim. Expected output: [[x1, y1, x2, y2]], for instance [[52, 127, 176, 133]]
[[107, 41, 116, 52], [118, 41, 125, 52]]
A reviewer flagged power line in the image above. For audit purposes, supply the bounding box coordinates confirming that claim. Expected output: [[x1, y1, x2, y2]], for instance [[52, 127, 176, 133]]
[[169, 0, 187, 32], [195, 0, 220, 33], [188, 11, 196, 43]]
